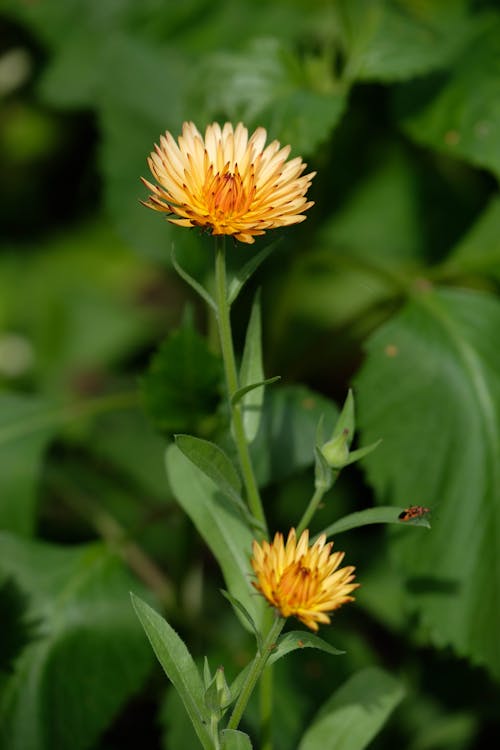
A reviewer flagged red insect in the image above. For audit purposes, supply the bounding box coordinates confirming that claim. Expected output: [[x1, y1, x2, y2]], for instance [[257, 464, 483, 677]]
[[398, 505, 430, 522]]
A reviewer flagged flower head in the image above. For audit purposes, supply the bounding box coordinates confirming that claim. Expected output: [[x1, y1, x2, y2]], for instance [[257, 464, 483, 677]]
[[251, 528, 358, 631], [141, 121, 315, 244]]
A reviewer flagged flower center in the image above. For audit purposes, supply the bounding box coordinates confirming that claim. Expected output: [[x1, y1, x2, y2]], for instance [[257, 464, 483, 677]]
[[202, 165, 250, 224]]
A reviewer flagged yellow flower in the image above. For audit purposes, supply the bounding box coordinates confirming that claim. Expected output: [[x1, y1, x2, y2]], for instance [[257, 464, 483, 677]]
[[141, 121, 315, 244], [251, 528, 358, 632]]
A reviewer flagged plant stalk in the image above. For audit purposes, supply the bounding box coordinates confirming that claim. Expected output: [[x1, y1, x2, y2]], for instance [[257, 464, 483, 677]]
[[227, 614, 285, 732], [214, 236, 267, 534]]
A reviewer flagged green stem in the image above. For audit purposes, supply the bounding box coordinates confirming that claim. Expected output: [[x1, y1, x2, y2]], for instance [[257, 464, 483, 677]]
[[227, 614, 285, 732], [214, 236, 267, 534], [296, 474, 339, 538]]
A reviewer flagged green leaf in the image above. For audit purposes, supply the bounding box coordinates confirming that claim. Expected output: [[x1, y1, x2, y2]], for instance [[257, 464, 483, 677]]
[[239, 292, 264, 443], [337, 0, 473, 83], [298, 667, 404, 750], [268, 631, 344, 665], [172, 246, 216, 311], [141, 311, 222, 435], [175, 435, 242, 505], [227, 241, 279, 305], [355, 286, 500, 679], [220, 729, 253, 750], [166, 444, 265, 630], [202, 38, 346, 155], [397, 16, 500, 178], [0, 534, 153, 750], [231, 377, 281, 406], [314, 445, 334, 492], [443, 194, 500, 280], [220, 590, 262, 649], [317, 506, 431, 540], [0, 394, 56, 535], [251, 385, 339, 486], [131, 594, 212, 750]]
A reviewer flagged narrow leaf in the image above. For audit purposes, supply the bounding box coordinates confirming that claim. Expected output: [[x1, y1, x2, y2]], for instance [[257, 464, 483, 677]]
[[239, 292, 264, 442], [268, 631, 344, 665], [231, 376, 281, 406], [171, 246, 216, 311], [317, 506, 431, 540], [343, 439, 382, 466], [299, 667, 405, 750], [221, 590, 262, 649], [131, 594, 212, 750], [227, 241, 279, 305]]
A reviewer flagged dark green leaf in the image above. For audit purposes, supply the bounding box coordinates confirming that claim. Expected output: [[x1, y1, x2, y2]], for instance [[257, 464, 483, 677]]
[[397, 17, 500, 178], [202, 38, 346, 155], [356, 286, 500, 679], [131, 594, 213, 750], [141, 312, 222, 435], [268, 631, 344, 665], [0, 577, 36, 674], [0, 394, 56, 536], [0, 534, 152, 750], [443, 194, 500, 280], [338, 0, 473, 83], [298, 667, 405, 750]]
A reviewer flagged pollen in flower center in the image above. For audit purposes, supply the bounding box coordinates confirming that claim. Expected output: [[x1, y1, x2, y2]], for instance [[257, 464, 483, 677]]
[[202, 164, 252, 222]]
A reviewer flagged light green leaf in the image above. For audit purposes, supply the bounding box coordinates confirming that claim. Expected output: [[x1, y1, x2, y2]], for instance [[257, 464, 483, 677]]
[[269, 631, 344, 665], [175, 435, 242, 505], [240, 292, 264, 443], [0, 534, 153, 750], [314, 445, 334, 492], [299, 667, 405, 750], [131, 594, 213, 750], [220, 729, 253, 750], [397, 16, 500, 178], [356, 286, 500, 679], [317, 506, 431, 540], [166, 444, 265, 629], [338, 0, 473, 83], [0, 394, 56, 535]]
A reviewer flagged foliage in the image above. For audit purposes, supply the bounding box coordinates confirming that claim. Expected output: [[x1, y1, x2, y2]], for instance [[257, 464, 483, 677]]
[[1, 0, 500, 747]]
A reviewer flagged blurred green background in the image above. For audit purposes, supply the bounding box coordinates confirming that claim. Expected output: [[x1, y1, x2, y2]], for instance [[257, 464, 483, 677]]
[[1, 1, 500, 748]]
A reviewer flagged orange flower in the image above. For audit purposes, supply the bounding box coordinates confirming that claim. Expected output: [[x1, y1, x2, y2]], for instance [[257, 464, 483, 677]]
[[141, 122, 315, 244], [251, 528, 358, 632]]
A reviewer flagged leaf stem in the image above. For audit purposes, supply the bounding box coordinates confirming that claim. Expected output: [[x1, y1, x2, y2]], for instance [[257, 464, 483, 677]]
[[227, 614, 285, 732], [214, 236, 268, 535], [296, 474, 339, 538]]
